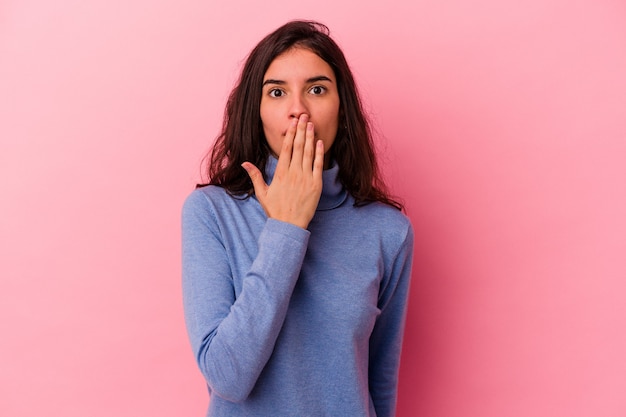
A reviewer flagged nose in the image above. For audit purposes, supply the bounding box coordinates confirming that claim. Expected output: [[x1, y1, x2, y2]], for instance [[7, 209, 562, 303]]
[[289, 94, 309, 120]]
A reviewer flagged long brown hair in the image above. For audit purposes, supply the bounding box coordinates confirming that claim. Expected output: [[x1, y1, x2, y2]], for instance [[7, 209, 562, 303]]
[[201, 20, 402, 210]]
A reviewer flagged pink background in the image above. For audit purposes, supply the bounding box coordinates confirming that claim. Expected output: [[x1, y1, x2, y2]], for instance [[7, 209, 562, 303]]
[[2, 0, 625, 416]]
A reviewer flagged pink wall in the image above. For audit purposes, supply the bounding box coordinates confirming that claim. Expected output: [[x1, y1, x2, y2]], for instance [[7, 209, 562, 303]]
[[2, 1, 625, 416]]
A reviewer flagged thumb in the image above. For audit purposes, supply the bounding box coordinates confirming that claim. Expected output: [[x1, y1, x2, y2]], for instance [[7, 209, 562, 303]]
[[241, 162, 268, 198]]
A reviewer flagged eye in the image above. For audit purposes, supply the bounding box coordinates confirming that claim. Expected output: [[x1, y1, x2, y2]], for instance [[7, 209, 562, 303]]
[[268, 88, 284, 98], [309, 85, 326, 95]]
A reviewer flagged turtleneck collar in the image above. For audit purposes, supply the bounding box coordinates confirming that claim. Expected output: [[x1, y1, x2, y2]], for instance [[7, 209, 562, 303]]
[[264, 156, 349, 211]]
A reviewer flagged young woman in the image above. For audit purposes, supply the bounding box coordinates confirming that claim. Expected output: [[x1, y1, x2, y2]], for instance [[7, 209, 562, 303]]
[[182, 20, 413, 417]]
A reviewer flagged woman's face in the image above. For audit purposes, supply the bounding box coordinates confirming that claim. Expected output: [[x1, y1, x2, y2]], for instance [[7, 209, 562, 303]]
[[260, 47, 340, 164]]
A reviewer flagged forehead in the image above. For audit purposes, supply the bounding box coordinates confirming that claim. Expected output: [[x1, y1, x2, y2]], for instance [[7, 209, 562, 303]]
[[263, 47, 335, 80]]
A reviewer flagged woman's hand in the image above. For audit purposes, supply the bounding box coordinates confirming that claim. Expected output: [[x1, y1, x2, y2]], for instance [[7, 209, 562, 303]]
[[242, 114, 324, 230]]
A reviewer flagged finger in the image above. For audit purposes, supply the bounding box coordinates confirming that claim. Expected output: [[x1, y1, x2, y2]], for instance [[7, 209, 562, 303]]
[[290, 114, 308, 169], [241, 162, 268, 197], [302, 121, 315, 171], [276, 117, 297, 173], [312, 139, 324, 179]]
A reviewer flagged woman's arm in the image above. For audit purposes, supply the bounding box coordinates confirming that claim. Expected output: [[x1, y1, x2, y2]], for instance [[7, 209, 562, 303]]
[[368, 225, 414, 417], [183, 114, 323, 402], [182, 193, 309, 402]]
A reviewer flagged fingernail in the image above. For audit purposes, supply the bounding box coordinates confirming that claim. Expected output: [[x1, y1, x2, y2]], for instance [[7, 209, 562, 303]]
[[307, 122, 313, 131]]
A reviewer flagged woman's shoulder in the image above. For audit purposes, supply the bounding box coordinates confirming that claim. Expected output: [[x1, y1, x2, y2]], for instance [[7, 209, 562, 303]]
[[183, 185, 249, 216], [355, 201, 411, 230], [347, 201, 413, 252], [185, 185, 247, 204]]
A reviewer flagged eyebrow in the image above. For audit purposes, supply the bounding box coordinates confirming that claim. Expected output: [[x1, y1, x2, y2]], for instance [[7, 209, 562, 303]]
[[262, 75, 333, 87]]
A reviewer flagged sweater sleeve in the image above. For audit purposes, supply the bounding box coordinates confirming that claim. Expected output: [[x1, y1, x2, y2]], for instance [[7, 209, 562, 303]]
[[181, 191, 309, 403], [368, 223, 414, 417]]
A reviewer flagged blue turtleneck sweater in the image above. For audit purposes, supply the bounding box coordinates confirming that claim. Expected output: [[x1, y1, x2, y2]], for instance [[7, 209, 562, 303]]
[[182, 158, 413, 417]]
